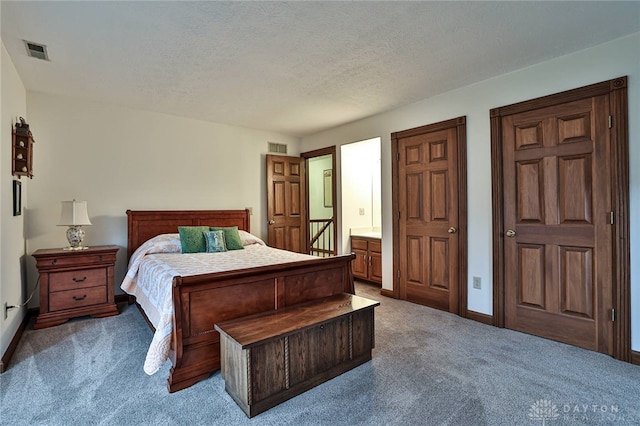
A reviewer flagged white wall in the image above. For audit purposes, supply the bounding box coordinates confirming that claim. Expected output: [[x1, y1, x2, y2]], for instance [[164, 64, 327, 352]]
[[0, 40, 28, 359], [25, 92, 299, 305], [301, 33, 640, 350], [341, 137, 381, 253], [308, 155, 333, 219]]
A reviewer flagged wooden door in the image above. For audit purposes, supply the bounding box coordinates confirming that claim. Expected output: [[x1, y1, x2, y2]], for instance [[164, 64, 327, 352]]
[[266, 155, 306, 252], [501, 96, 614, 353], [393, 117, 467, 314]]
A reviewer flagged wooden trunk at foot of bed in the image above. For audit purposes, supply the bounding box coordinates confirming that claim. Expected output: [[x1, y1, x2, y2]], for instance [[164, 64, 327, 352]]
[[168, 254, 355, 393]]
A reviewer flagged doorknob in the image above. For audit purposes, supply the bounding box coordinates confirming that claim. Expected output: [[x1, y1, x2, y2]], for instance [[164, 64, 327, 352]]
[[447, 227, 457, 234], [506, 229, 516, 237], [268, 220, 276, 225]]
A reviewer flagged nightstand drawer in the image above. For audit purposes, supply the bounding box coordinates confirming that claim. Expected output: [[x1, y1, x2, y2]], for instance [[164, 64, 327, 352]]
[[49, 268, 107, 292], [49, 286, 107, 312], [38, 253, 113, 269]]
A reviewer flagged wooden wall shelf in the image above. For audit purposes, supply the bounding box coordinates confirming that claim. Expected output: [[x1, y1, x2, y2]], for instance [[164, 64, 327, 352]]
[[12, 119, 34, 179]]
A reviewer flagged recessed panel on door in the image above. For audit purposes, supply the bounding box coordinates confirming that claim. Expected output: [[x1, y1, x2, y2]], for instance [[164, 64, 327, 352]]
[[273, 181, 286, 217], [289, 182, 301, 217], [558, 155, 592, 224], [516, 160, 544, 223], [560, 246, 594, 319], [406, 236, 424, 285], [429, 237, 449, 290], [517, 244, 545, 310], [429, 170, 448, 222]]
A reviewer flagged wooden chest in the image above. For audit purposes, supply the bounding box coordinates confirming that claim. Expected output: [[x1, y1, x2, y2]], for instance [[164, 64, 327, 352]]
[[215, 293, 379, 418]]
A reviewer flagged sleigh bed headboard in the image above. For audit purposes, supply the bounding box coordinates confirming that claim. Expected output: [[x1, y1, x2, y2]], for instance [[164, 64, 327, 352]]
[[126, 209, 251, 259]]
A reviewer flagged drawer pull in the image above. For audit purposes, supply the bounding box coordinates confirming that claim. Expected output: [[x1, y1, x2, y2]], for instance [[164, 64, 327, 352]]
[[73, 295, 87, 301], [72, 277, 87, 283], [51, 259, 57, 265]]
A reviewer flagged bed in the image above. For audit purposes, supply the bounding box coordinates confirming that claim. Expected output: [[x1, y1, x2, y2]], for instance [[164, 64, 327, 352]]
[[122, 209, 355, 393]]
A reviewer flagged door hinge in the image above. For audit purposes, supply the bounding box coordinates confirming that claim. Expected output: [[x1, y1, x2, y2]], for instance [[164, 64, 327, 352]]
[[611, 308, 616, 322], [397, 269, 401, 278], [608, 115, 613, 129], [396, 152, 400, 161], [609, 211, 615, 225]]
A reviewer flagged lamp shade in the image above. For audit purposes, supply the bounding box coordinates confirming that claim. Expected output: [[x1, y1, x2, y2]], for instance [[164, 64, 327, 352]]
[[58, 200, 92, 226]]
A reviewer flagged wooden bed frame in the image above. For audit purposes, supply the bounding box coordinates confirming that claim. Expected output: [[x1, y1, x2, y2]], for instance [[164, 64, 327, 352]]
[[126, 209, 355, 393]]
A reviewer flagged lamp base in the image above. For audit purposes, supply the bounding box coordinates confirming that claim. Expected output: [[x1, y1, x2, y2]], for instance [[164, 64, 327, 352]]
[[64, 225, 89, 250]]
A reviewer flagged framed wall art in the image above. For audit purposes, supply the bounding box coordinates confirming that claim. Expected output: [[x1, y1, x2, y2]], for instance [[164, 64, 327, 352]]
[[323, 169, 333, 208], [13, 180, 22, 216]]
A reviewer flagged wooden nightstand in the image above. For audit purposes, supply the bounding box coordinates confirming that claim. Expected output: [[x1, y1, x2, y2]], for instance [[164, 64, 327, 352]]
[[33, 245, 119, 329]]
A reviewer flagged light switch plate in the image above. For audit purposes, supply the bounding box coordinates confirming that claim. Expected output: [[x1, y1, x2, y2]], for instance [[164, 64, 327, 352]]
[[473, 276, 481, 289]]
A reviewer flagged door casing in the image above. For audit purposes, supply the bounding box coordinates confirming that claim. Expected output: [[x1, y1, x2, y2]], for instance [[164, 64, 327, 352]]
[[302, 146, 338, 256]]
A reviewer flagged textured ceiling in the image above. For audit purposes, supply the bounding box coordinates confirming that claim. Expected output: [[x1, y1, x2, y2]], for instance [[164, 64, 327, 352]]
[[2, 1, 639, 137]]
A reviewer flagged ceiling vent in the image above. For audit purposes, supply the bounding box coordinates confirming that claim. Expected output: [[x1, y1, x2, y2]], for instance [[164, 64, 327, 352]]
[[23, 40, 49, 61], [268, 142, 288, 154]]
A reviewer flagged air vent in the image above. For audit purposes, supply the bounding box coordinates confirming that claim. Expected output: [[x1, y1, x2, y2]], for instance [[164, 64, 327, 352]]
[[23, 40, 49, 61], [268, 142, 288, 154]]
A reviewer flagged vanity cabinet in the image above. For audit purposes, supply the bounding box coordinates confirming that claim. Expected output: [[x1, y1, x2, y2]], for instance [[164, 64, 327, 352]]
[[350, 236, 382, 284]]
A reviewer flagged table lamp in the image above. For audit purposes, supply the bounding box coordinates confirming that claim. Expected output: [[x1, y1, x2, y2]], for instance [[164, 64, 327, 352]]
[[58, 200, 92, 250]]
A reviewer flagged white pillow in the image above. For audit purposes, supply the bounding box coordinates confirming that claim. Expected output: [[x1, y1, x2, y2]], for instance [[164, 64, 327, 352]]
[[238, 230, 266, 246]]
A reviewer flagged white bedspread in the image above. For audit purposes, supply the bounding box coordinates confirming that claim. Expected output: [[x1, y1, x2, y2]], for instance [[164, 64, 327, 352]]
[[120, 232, 316, 375]]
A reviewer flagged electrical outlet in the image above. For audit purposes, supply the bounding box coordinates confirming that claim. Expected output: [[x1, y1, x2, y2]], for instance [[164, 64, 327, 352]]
[[3, 302, 7, 320], [472, 276, 481, 290], [359, 208, 365, 215], [245, 207, 253, 215]]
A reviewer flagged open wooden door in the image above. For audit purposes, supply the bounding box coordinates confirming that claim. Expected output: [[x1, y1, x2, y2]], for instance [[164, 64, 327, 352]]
[[266, 154, 306, 253]]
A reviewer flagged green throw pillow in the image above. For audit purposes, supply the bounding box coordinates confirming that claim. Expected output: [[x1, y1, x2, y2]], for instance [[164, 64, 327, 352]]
[[178, 226, 210, 253], [210, 226, 244, 250], [203, 230, 227, 253]]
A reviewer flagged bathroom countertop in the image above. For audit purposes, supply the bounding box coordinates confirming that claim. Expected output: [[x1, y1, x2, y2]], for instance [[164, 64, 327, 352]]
[[350, 231, 381, 239]]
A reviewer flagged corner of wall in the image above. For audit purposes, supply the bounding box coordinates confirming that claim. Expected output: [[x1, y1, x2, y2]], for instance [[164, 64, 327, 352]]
[[1, 38, 29, 361]]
